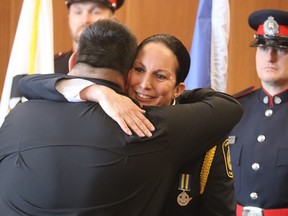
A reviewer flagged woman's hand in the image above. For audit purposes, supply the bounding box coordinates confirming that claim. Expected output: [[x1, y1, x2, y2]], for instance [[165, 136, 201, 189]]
[[81, 84, 155, 137]]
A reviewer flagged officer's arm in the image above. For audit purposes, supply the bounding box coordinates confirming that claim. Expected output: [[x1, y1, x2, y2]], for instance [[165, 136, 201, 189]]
[[146, 89, 243, 161]]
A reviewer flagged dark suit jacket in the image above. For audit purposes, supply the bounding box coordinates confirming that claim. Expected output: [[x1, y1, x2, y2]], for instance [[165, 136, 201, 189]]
[[0, 74, 242, 216]]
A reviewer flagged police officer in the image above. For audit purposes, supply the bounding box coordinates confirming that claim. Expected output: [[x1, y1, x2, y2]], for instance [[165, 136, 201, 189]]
[[55, 0, 124, 74], [229, 9, 288, 216]]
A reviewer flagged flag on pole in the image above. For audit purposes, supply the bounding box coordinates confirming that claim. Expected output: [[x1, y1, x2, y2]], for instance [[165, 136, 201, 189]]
[[0, 0, 54, 126], [184, 0, 230, 92]]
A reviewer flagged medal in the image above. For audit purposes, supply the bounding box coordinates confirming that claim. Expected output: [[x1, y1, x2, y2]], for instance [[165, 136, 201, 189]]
[[177, 174, 192, 206], [177, 190, 192, 206]]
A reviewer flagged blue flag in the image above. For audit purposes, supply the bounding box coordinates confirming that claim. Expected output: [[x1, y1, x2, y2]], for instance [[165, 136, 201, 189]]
[[185, 0, 230, 92]]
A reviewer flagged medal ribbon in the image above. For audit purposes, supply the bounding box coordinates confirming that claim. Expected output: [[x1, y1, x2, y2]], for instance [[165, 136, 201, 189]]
[[178, 174, 191, 191]]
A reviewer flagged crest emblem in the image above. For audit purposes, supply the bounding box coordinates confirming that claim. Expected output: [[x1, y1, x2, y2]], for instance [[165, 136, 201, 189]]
[[222, 139, 233, 178], [264, 16, 279, 36]]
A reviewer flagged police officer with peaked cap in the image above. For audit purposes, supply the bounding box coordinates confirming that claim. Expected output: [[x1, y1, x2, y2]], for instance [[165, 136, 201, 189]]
[[55, 0, 124, 74], [229, 9, 288, 216], [65, 0, 124, 11]]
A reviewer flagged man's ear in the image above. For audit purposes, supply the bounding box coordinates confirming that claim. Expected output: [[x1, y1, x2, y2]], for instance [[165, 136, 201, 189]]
[[174, 82, 186, 99], [68, 52, 77, 72]]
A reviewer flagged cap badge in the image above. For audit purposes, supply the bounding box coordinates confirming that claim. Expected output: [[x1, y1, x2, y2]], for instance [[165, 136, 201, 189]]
[[264, 16, 279, 36], [108, 0, 117, 8]]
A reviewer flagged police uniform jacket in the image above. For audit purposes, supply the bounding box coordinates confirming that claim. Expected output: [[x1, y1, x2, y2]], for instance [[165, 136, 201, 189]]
[[229, 88, 288, 209], [0, 74, 243, 216], [159, 91, 236, 216], [160, 140, 235, 216], [54, 50, 73, 74]]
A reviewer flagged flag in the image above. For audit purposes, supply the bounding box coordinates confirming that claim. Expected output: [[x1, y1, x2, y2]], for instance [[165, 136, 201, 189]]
[[184, 0, 230, 92], [0, 0, 54, 126]]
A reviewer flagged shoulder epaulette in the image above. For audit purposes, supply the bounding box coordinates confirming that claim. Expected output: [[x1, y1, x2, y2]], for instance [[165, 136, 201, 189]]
[[233, 86, 255, 99], [54, 50, 72, 60], [54, 52, 65, 60]]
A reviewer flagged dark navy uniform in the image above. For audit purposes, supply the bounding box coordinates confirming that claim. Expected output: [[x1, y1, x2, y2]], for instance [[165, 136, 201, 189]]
[[54, 51, 73, 74], [229, 9, 288, 216], [230, 88, 288, 211]]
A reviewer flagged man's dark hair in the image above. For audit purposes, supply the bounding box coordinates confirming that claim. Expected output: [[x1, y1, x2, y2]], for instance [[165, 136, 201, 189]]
[[137, 34, 190, 84], [75, 19, 137, 77]]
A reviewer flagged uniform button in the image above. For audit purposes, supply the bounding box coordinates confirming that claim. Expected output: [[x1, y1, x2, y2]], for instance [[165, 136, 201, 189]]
[[274, 96, 281, 104], [257, 135, 265, 143], [252, 163, 260, 170], [263, 96, 269, 104], [265, 109, 273, 117], [250, 192, 258, 200]]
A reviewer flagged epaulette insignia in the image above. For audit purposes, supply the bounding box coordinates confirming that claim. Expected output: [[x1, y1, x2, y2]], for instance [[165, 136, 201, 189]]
[[54, 52, 64, 59], [222, 139, 233, 178], [233, 86, 255, 99]]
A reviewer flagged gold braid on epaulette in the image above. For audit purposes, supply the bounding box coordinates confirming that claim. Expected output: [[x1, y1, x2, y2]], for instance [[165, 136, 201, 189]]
[[200, 146, 217, 194]]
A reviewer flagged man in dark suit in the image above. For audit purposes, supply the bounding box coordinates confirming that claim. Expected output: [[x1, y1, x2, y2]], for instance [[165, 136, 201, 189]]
[[55, 0, 124, 74], [0, 19, 243, 215]]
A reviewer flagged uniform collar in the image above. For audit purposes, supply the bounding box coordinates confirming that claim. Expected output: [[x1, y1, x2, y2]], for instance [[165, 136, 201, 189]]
[[259, 88, 288, 107]]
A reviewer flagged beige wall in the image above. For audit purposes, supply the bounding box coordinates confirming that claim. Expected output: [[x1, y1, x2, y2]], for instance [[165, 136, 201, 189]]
[[1, 0, 288, 97]]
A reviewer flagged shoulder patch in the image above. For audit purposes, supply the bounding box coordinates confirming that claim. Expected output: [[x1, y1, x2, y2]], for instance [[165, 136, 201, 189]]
[[222, 139, 233, 178], [233, 86, 255, 99]]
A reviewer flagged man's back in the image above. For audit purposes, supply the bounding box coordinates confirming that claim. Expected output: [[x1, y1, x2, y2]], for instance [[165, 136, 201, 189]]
[[0, 99, 170, 215], [0, 84, 243, 216]]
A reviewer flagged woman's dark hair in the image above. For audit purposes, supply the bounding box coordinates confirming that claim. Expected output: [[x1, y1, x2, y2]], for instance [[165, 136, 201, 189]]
[[76, 19, 137, 77], [137, 34, 191, 84]]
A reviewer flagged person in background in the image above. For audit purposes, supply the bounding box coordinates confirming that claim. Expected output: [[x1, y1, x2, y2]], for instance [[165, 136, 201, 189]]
[[20, 33, 237, 215], [4, 0, 125, 115], [55, 0, 124, 74], [229, 9, 288, 216]]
